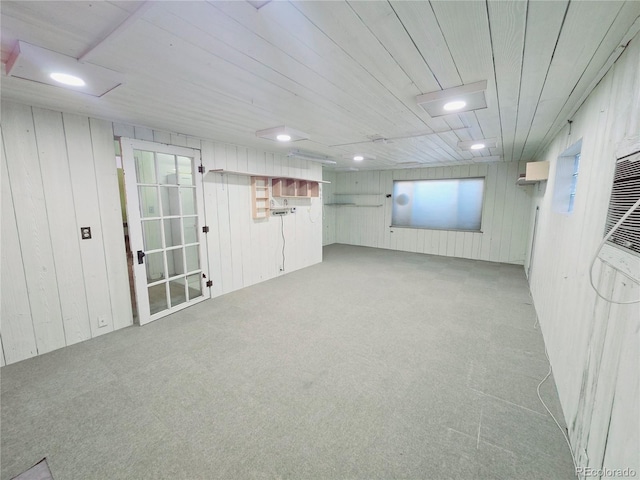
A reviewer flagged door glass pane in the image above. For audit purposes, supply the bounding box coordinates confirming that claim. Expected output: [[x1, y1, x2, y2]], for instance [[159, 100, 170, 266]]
[[177, 156, 194, 185], [142, 220, 162, 251], [145, 251, 166, 283], [148, 283, 168, 315], [139, 186, 159, 218], [169, 278, 187, 308], [157, 153, 177, 184], [164, 218, 182, 248], [160, 186, 180, 217], [134, 150, 156, 184], [187, 274, 202, 300], [166, 247, 184, 276], [185, 245, 199, 273], [180, 188, 196, 215], [183, 216, 198, 244]]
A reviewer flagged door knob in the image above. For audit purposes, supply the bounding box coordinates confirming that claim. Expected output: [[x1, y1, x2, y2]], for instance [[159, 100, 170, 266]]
[[137, 250, 146, 265]]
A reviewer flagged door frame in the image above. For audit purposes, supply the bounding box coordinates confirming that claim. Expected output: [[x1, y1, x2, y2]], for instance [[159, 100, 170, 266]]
[[120, 138, 210, 325]]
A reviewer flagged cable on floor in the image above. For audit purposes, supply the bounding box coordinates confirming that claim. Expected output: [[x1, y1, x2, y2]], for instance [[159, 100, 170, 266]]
[[537, 342, 582, 480]]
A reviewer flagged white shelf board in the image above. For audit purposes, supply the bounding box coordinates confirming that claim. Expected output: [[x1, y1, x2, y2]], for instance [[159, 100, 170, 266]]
[[209, 169, 330, 183]]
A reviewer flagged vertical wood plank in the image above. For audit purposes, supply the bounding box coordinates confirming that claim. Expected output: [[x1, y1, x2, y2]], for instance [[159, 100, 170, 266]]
[[90, 118, 133, 331], [1, 132, 38, 363], [201, 141, 224, 297], [2, 103, 66, 354], [32, 107, 91, 345], [63, 112, 114, 337]]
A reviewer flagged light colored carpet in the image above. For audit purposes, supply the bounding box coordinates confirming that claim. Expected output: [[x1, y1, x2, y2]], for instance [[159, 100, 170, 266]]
[[1, 244, 575, 479]]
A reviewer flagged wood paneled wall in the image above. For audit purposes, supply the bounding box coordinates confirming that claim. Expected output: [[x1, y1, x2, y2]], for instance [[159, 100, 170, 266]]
[[1, 102, 323, 365], [322, 170, 337, 246], [526, 35, 639, 474], [324, 162, 532, 264], [112, 123, 324, 300], [1, 103, 133, 364]]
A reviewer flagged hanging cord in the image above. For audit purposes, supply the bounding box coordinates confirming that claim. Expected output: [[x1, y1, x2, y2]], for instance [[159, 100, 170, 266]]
[[588, 196, 640, 304], [537, 343, 582, 480], [280, 214, 286, 272]]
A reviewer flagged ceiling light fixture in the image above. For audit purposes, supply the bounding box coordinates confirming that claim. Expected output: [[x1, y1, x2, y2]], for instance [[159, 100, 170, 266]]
[[6, 41, 123, 97], [443, 100, 466, 111], [416, 80, 488, 117], [457, 138, 497, 151], [342, 154, 375, 162], [50, 72, 85, 86], [256, 126, 309, 143]]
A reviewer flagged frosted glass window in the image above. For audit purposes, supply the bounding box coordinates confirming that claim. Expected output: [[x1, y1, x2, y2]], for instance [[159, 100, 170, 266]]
[[552, 140, 582, 215], [391, 178, 484, 231]]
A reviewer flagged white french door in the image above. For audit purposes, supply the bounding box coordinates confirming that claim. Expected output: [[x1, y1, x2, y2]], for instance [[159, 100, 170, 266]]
[[121, 138, 210, 325]]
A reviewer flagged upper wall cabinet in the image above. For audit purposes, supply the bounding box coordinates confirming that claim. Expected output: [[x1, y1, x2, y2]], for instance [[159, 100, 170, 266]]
[[272, 178, 319, 198]]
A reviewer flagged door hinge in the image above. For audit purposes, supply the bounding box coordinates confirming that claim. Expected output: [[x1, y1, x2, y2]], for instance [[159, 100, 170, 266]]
[[206, 280, 213, 288], [202, 226, 209, 233], [198, 165, 205, 174]]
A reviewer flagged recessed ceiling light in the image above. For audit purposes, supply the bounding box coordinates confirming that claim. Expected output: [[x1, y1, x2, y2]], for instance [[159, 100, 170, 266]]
[[256, 126, 309, 143], [443, 100, 466, 111], [50, 72, 85, 86], [353, 155, 364, 161], [457, 138, 497, 151], [416, 81, 488, 117]]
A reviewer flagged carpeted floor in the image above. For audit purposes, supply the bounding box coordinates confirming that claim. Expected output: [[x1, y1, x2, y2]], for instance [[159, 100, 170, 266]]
[[1, 244, 575, 479]]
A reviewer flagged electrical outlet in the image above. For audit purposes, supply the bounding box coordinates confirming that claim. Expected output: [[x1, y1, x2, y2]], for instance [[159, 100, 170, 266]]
[[80, 227, 92, 240], [97, 316, 108, 328]]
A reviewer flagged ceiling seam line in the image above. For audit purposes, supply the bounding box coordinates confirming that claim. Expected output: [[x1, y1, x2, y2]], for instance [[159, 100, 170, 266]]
[[532, 2, 628, 159], [518, 0, 571, 162], [288, 2, 430, 131], [511, 0, 530, 164], [484, 0, 505, 163]]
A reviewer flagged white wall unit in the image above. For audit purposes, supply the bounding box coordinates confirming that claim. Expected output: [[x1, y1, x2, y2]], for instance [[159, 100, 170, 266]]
[[1, 102, 323, 365], [525, 35, 639, 475], [327, 162, 531, 264]]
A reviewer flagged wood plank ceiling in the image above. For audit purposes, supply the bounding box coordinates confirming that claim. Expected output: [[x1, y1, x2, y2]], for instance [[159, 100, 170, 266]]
[[1, 1, 638, 169]]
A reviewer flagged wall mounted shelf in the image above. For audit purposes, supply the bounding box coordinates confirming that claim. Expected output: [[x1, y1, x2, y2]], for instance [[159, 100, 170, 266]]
[[209, 169, 329, 184], [325, 203, 382, 207], [251, 176, 270, 219]]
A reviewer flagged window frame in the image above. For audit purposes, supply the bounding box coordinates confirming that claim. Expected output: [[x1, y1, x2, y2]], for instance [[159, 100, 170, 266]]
[[390, 176, 486, 233]]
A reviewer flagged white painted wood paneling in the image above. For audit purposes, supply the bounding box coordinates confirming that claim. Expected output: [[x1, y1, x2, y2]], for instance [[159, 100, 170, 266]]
[[526, 34, 640, 475], [330, 162, 531, 265], [32, 107, 91, 345], [63, 112, 115, 337], [1, 105, 324, 365], [2, 102, 66, 354], [126, 125, 324, 300], [3, 1, 638, 170], [1, 131, 38, 363], [89, 118, 133, 331]]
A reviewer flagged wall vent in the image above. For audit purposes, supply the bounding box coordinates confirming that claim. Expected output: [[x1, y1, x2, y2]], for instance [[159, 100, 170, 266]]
[[604, 150, 640, 255]]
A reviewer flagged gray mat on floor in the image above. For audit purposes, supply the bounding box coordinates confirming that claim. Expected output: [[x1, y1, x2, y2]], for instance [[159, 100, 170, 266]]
[[11, 458, 53, 480]]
